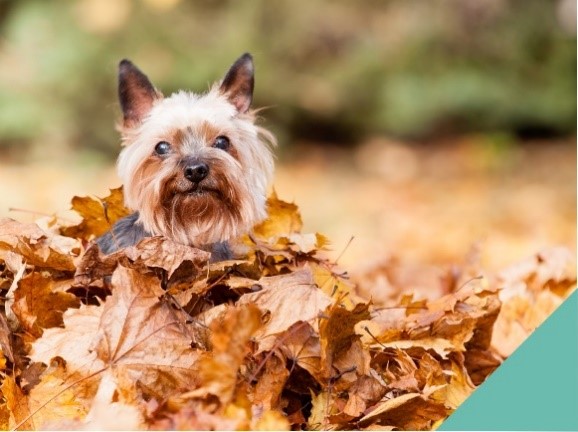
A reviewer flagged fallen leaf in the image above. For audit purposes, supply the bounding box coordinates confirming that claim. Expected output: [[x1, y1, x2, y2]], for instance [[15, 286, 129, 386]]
[[279, 321, 322, 380], [0, 218, 78, 271], [1, 375, 34, 430], [123, 236, 210, 278], [443, 359, 476, 410], [252, 193, 303, 241], [319, 303, 371, 386], [31, 265, 202, 403], [12, 272, 80, 339], [61, 187, 130, 240], [359, 393, 449, 430], [342, 374, 387, 417], [183, 304, 261, 404], [253, 353, 289, 413], [239, 266, 333, 352]]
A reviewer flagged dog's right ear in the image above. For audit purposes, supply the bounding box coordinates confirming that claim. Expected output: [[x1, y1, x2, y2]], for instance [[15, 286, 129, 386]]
[[118, 59, 162, 128]]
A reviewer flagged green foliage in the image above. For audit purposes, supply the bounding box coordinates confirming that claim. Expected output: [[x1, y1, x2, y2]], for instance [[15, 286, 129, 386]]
[[0, 0, 575, 158]]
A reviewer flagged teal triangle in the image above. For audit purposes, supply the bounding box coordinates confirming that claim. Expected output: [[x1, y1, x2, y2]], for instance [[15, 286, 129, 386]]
[[440, 289, 578, 431]]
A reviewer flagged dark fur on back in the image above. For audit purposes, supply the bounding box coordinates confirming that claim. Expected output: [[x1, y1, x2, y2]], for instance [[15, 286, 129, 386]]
[[95, 212, 232, 262]]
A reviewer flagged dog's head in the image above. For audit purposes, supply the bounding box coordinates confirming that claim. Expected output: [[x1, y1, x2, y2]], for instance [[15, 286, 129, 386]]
[[116, 54, 275, 247]]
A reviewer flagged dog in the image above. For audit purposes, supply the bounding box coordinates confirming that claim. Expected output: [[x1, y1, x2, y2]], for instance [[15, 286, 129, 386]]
[[96, 53, 275, 261]]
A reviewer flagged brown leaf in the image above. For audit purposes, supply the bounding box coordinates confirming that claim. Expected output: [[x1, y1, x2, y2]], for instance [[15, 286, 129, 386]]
[[252, 192, 303, 240], [31, 265, 201, 402], [279, 321, 322, 380], [443, 359, 476, 410], [0, 313, 13, 363], [124, 236, 210, 278], [184, 304, 261, 404], [25, 362, 91, 429], [61, 187, 130, 240], [29, 304, 103, 376], [319, 303, 371, 386], [0, 218, 78, 271], [239, 266, 334, 352], [308, 391, 339, 430], [253, 353, 290, 413], [73, 243, 121, 287], [312, 262, 359, 308], [1, 375, 34, 430], [75, 237, 210, 290], [464, 348, 502, 385], [359, 393, 449, 430], [342, 374, 387, 417], [12, 272, 80, 338]]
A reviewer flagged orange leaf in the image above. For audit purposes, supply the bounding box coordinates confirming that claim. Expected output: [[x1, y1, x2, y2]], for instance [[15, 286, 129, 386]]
[[61, 187, 130, 240], [0, 218, 78, 271]]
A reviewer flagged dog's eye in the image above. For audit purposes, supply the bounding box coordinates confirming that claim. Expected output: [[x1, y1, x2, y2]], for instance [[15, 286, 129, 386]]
[[155, 141, 171, 155], [213, 136, 230, 151]]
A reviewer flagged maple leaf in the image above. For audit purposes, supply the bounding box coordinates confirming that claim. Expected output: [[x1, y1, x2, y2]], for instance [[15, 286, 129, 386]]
[[492, 246, 576, 357], [30, 265, 201, 404], [74, 237, 210, 289], [0, 218, 78, 271], [358, 392, 449, 430], [319, 303, 371, 388], [183, 304, 261, 404], [342, 374, 388, 417], [443, 357, 476, 410], [1, 375, 35, 430], [252, 192, 303, 241], [61, 187, 130, 240], [238, 266, 334, 352], [123, 236, 210, 278], [312, 262, 359, 308], [252, 352, 290, 413], [279, 321, 322, 381], [11, 272, 79, 339]]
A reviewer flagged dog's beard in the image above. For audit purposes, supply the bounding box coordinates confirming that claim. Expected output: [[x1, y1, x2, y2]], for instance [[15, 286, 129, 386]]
[[127, 158, 266, 247]]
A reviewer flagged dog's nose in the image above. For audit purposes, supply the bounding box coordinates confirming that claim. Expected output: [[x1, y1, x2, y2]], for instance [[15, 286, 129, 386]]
[[184, 163, 209, 183]]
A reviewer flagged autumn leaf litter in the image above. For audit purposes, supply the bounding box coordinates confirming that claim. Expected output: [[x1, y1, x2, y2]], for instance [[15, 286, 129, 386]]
[[0, 188, 575, 430]]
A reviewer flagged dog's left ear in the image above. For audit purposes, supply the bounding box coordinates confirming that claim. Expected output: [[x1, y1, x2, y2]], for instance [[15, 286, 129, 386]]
[[219, 53, 254, 113]]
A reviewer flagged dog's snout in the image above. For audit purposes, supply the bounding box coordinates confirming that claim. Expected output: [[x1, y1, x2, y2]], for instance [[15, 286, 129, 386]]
[[184, 163, 209, 183]]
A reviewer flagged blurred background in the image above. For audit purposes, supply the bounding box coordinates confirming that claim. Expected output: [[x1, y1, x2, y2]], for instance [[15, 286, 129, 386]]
[[0, 0, 575, 274]]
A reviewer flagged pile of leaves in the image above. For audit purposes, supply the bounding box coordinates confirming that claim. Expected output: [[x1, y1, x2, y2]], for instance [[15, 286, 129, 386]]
[[0, 189, 575, 430]]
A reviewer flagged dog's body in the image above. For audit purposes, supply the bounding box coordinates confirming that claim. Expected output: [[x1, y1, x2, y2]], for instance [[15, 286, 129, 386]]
[[96, 54, 275, 260]]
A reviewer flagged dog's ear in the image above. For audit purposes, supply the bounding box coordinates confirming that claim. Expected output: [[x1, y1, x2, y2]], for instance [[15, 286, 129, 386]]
[[219, 53, 254, 113], [118, 59, 162, 127]]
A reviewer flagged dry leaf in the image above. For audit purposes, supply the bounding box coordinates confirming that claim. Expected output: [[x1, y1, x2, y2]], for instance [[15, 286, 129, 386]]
[[61, 187, 130, 240], [253, 353, 290, 413], [239, 266, 334, 352], [0, 218, 78, 271], [319, 303, 371, 386], [184, 304, 261, 404], [2, 375, 35, 430], [12, 272, 79, 339], [123, 236, 210, 278], [252, 192, 303, 240], [31, 265, 201, 403]]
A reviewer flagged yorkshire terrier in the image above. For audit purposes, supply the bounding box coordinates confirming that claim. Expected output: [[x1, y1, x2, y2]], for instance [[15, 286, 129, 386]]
[[96, 53, 275, 261]]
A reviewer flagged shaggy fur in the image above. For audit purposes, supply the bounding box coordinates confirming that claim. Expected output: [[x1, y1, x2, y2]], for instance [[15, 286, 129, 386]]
[[96, 53, 275, 259]]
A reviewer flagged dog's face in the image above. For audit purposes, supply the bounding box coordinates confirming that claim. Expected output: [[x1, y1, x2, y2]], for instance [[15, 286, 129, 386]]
[[116, 54, 275, 247]]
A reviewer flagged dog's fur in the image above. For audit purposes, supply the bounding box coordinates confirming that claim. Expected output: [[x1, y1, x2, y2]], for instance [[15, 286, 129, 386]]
[[96, 53, 275, 259]]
